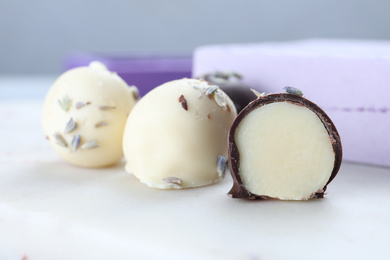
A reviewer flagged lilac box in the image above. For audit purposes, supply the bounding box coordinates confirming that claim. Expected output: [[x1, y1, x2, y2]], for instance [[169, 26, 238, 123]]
[[64, 53, 192, 97], [193, 39, 390, 167]]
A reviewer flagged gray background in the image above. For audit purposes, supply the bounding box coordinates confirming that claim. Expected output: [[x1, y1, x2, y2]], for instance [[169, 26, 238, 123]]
[[1, 0, 390, 74]]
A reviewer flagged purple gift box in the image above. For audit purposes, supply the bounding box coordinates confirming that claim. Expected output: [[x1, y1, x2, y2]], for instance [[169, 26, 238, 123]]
[[193, 39, 390, 168], [64, 53, 192, 97]]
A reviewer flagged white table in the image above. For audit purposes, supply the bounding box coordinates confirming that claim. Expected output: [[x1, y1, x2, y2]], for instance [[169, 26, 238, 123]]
[[0, 76, 389, 260]]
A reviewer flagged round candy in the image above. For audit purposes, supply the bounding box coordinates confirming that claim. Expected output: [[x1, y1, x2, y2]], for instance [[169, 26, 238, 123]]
[[200, 71, 255, 113], [42, 61, 139, 168], [123, 78, 237, 189], [228, 89, 342, 200]]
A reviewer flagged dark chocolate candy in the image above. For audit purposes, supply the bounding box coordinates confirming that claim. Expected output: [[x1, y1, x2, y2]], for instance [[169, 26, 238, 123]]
[[200, 72, 255, 113], [228, 92, 342, 200]]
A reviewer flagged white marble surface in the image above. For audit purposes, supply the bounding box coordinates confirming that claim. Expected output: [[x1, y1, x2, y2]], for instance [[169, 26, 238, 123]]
[[0, 77, 390, 260]]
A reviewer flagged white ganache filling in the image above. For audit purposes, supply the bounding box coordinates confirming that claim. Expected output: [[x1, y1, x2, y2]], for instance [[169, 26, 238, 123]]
[[122, 78, 237, 189], [42, 61, 138, 168], [235, 102, 335, 200]]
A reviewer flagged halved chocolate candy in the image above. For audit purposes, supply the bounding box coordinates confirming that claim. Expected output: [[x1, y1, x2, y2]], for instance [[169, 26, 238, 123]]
[[228, 89, 342, 200]]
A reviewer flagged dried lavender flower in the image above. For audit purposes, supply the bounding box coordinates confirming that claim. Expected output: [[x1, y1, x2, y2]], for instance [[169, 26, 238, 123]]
[[71, 135, 81, 152], [53, 133, 67, 147], [75, 101, 91, 109], [283, 86, 304, 97], [95, 121, 109, 128], [81, 140, 100, 150], [99, 105, 116, 111], [58, 96, 72, 111], [217, 155, 227, 177], [163, 177, 183, 187], [64, 117, 77, 134]]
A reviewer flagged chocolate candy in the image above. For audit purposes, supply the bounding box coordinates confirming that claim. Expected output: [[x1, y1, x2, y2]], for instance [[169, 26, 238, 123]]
[[228, 88, 342, 200], [122, 78, 237, 189], [200, 71, 255, 113], [42, 61, 139, 168]]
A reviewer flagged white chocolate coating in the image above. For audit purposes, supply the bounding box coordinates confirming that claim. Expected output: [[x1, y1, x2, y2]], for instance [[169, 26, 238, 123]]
[[123, 78, 237, 189], [42, 61, 138, 168]]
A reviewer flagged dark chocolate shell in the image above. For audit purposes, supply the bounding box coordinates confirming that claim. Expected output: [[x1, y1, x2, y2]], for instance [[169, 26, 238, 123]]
[[228, 93, 342, 200]]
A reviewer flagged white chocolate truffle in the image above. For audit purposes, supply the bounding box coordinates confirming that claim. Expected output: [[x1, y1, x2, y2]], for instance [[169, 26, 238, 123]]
[[123, 78, 237, 189], [42, 61, 139, 168]]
